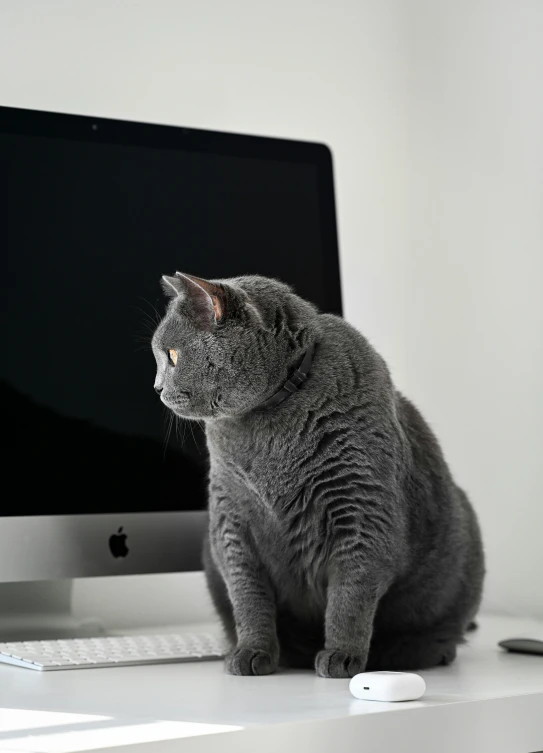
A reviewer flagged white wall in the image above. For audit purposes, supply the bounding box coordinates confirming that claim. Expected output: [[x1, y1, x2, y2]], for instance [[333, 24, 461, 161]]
[[0, 0, 541, 622], [404, 0, 543, 618]]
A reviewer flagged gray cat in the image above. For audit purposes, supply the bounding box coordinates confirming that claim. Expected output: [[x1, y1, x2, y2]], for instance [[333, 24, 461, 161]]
[[152, 272, 485, 678]]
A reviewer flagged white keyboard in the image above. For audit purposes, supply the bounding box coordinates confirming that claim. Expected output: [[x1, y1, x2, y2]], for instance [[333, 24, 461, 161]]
[[0, 632, 226, 671]]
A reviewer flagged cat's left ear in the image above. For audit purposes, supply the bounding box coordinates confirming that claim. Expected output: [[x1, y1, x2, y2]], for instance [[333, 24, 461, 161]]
[[181, 274, 224, 323], [161, 272, 225, 325]]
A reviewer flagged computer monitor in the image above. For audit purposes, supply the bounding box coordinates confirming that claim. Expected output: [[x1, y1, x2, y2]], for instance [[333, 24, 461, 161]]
[[0, 106, 342, 583]]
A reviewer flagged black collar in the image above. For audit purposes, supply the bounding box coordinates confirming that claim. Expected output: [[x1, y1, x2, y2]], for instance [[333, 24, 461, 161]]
[[257, 343, 316, 411]]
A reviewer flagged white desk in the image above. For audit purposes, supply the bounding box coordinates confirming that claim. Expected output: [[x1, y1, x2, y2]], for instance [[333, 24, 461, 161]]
[[0, 614, 542, 753]]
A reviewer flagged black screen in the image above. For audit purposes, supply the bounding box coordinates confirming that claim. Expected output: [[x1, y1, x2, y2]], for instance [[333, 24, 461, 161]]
[[0, 109, 341, 515]]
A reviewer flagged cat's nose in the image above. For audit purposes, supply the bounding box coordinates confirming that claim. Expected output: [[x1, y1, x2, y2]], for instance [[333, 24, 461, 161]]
[[154, 385, 163, 395]]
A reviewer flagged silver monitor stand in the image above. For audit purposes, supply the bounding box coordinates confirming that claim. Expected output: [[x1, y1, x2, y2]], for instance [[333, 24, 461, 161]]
[[0, 580, 101, 642]]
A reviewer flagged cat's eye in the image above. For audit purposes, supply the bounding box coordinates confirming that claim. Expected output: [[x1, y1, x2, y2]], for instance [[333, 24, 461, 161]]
[[167, 349, 178, 366]]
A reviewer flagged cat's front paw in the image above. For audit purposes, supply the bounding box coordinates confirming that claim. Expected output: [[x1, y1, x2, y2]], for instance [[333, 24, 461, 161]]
[[315, 649, 366, 678], [225, 647, 277, 676]]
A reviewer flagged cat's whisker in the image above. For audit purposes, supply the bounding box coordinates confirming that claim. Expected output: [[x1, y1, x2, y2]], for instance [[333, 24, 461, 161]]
[[134, 309, 160, 332], [187, 418, 202, 455], [175, 416, 182, 444], [136, 324, 156, 337], [136, 327, 159, 343], [162, 412, 174, 460], [137, 310, 158, 326], [136, 296, 162, 325]]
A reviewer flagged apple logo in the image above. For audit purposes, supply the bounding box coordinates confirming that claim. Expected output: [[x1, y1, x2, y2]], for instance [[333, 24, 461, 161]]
[[109, 527, 129, 558]]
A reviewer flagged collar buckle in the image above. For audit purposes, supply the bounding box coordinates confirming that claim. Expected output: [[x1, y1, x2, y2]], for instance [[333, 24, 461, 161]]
[[256, 342, 315, 411]]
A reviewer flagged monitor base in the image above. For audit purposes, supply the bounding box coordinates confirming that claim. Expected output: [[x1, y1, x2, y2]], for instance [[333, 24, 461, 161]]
[[0, 580, 105, 641]]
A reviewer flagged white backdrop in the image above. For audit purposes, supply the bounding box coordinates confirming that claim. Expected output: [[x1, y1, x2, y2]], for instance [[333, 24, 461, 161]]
[[0, 0, 541, 622], [404, 0, 543, 618]]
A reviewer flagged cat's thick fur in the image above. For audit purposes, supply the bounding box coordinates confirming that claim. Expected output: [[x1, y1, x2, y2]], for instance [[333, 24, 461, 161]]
[[152, 272, 485, 678]]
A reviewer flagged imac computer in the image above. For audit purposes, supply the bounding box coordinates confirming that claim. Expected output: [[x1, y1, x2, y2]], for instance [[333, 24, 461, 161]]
[[0, 105, 342, 636]]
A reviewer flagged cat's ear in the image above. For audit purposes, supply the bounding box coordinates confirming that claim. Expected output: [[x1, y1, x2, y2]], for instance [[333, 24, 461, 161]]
[[161, 275, 184, 298], [179, 274, 225, 323], [160, 272, 225, 327]]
